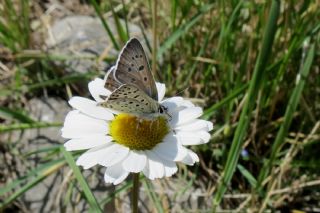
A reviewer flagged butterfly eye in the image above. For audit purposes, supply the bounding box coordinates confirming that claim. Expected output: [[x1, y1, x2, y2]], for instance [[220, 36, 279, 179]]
[[159, 105, 167, 114]]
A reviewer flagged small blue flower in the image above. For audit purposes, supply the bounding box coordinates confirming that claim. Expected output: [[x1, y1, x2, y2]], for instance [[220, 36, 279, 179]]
[[241, 149, 249, 159]]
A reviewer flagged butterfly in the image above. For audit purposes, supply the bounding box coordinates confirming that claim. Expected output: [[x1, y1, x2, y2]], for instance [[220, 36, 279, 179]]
[[99, 38, 167, 116]]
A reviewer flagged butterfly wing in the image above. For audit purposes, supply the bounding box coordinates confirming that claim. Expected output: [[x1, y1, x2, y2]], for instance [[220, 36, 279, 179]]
[[104, 66, 123, 92], [114, 38, 158, 101], [100, 84, 159, 114]]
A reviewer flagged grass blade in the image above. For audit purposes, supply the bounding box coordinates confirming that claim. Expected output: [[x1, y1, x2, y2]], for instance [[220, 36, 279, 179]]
[[0, 106, 35, 123], [0, 122, 61, 133], [0, 158, 65, 196], [0, 72, 97, 97], [143, 179, 164, 213], [213, 0, 280, 208], [256, 43, 315, 191], [0, 160, 65, 210], [90, 0, 120, 50], [157, 3, 214, 59], [108, 0, 128, 43], [202, 83, 249, 120], [121, 0, 129, 38], [237, 164, 257, 188], [61, 146, 102, 213]]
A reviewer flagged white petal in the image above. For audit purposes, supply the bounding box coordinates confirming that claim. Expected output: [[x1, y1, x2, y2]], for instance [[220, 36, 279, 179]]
[[176, 131, 211, 145], [142, 161, 151, 180], [161, 97, 184, 110], [170, 107, 203, 126], [179, 100, 195, 107], [199, 131, 211, 142], [61, 129, 107, 140], [206, 121, 214, 131], [162, 160, 178, 177], [162, 96, 195, 108], [188, 149, 199, 162], [152, 135, 187, 161], [143, 151, 164, 179], [104, 162, 129, 185], [64, 135, 112, 151], [88, 78, 111, 102], [76, 144, 112, 169], [180, 149, 199, 165], [149, 143, 178, 177], [156, 82, 166, 101], [152, 134, 186, 161], [175, 119, 213, 132], [122, 151, 147, 173], [62, 110, 108, 138], [69, 97, 114, 120], [176, 132, 202, 145], [97, 144, 130, 167]]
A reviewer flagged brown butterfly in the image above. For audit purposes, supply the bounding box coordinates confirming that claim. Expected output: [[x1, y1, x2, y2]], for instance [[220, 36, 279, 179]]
[[99, 38, 167, 115]]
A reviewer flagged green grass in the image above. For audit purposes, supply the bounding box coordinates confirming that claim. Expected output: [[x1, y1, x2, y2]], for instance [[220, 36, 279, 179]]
[[61, 147, 103, 213], [213, 0, 280, 207], [1, 0, 319, 211]]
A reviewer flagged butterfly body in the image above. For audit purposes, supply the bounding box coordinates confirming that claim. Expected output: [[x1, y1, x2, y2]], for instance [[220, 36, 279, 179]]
[[100, 38, 167, 117]]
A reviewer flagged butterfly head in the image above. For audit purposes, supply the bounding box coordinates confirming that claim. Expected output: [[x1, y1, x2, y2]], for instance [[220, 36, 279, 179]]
[[158, 105, 167, 114], [158, 105, 171, 120]]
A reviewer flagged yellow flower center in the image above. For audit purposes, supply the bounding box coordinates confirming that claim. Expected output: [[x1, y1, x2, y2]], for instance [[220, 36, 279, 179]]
[[109, 114, 169, 150]]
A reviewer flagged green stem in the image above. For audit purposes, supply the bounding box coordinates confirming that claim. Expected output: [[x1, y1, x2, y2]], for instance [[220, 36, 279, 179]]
[[132, 173, 140, 213]]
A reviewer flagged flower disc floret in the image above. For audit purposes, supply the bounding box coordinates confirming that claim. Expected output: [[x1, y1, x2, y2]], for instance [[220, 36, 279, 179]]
[[110, 114, 169, 150]]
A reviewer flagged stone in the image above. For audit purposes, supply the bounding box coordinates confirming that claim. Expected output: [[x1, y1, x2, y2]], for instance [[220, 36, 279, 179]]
[[46, 15, 151, 74]]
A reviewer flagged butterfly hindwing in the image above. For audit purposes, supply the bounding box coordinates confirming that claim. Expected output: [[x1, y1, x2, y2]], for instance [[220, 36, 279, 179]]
[[114, 38, 158, 101], [104, 66, 123, 92], [100, 84, 159, 114], [103, 98, 154, 114]]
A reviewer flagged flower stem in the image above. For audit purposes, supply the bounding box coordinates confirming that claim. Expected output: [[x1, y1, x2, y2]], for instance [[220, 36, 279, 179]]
[[131, 173, 140, 213]]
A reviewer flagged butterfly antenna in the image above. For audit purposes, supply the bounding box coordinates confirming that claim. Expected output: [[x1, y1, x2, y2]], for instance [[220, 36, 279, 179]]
[[174, 86, 190, 96]]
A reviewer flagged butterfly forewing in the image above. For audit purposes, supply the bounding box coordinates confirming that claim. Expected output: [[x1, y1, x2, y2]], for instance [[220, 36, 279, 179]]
[[100, 84, 159, 114], [114, 38, 158, 101]]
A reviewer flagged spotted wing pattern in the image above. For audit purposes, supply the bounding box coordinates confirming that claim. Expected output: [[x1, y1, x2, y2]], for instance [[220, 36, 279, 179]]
[[100, 84, 159, 114], [114, 38, 158, 101]]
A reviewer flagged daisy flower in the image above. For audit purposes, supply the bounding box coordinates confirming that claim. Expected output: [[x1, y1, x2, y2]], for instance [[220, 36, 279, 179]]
[[62, 77, 213, 185]]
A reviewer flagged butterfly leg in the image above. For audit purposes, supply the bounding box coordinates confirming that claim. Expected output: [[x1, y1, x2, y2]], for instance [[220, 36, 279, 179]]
[[166, 111, 172, 121]]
